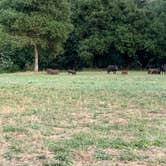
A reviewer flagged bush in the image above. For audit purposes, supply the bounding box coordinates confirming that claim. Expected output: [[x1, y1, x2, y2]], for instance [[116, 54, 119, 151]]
[[0, 53, 19, 73]]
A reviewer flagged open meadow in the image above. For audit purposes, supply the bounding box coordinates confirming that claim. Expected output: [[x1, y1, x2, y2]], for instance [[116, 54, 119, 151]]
[[0, 71, 166, 166]]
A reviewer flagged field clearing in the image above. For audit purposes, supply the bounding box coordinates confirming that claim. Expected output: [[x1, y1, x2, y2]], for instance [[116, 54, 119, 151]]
[[0, 71, 166, 166]]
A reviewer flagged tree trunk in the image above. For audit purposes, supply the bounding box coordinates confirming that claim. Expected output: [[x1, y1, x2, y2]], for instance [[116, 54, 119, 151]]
[[34, 44, 39, 72]]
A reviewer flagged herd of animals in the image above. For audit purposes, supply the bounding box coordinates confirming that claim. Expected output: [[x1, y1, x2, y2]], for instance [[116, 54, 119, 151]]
[[46, 64, 166, 75]]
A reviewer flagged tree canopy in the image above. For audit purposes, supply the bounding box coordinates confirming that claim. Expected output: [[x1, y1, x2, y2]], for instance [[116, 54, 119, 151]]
[[0, 0, 73, 71], [68, 0, 166, 68], [0, 0, 165, 72]]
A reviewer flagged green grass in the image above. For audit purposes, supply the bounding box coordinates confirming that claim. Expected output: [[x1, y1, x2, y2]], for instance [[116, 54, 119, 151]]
[[0, 71, 166, 165]]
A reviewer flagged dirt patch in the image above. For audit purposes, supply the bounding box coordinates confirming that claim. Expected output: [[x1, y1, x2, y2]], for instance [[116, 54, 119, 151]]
[[0, 106, 13, 114], [94, 161, 152, 166], [106, 149, 123, 156], [0, 139, 10, 165], [72, 146, 96, 165], [137, 147, 166, 160]]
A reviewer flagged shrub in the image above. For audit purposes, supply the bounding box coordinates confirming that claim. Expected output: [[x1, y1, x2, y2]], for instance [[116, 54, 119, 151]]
[[0, 53, 19, 72]]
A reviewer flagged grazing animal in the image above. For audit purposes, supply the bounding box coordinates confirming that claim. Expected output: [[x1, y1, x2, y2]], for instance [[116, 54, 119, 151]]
[[148, 68, 160, 74], [46, 69, 60, 75], [67, 69, 76, 75], [107, 65, 118, 74], [121, 70, 128, 75], [160, 64, 166, 74]]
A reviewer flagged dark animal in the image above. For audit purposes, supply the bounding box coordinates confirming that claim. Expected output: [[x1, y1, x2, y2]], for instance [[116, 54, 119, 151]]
[[67, 69, 76, 75], [46, 69, 60, 75], [160, 64, 166, 74], [121, 70, 128, 75], [148, 68, 160, 74], [107, 65, 118, 74]]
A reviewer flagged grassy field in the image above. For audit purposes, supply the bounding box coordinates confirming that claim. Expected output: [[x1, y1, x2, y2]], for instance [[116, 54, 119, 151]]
[[0, 71, 166, 166]]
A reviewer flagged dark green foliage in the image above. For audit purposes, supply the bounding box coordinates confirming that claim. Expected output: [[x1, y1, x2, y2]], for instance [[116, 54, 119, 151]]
[[0, 0, 165, 71], [68, 0, 166, 68], [0, 52, 19, 72], [0, 0, 73, 71]]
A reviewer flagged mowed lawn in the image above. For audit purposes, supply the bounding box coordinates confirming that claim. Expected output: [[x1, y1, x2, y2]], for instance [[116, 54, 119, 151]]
[[0, 71, 166, 166]]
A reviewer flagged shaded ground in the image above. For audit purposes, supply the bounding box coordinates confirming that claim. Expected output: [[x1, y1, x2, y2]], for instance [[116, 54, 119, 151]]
[[0, 71, 166, 166]]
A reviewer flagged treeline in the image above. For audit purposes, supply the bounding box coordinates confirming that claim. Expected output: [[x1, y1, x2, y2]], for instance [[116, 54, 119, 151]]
[[0, 0, 165, 72]]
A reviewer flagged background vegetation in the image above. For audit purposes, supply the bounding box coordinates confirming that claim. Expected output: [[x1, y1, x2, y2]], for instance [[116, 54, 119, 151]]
[[0, 0, 165, 72]]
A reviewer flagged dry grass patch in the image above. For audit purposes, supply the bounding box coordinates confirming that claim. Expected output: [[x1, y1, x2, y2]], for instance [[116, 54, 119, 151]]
[[0, 71, 165, 165]]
